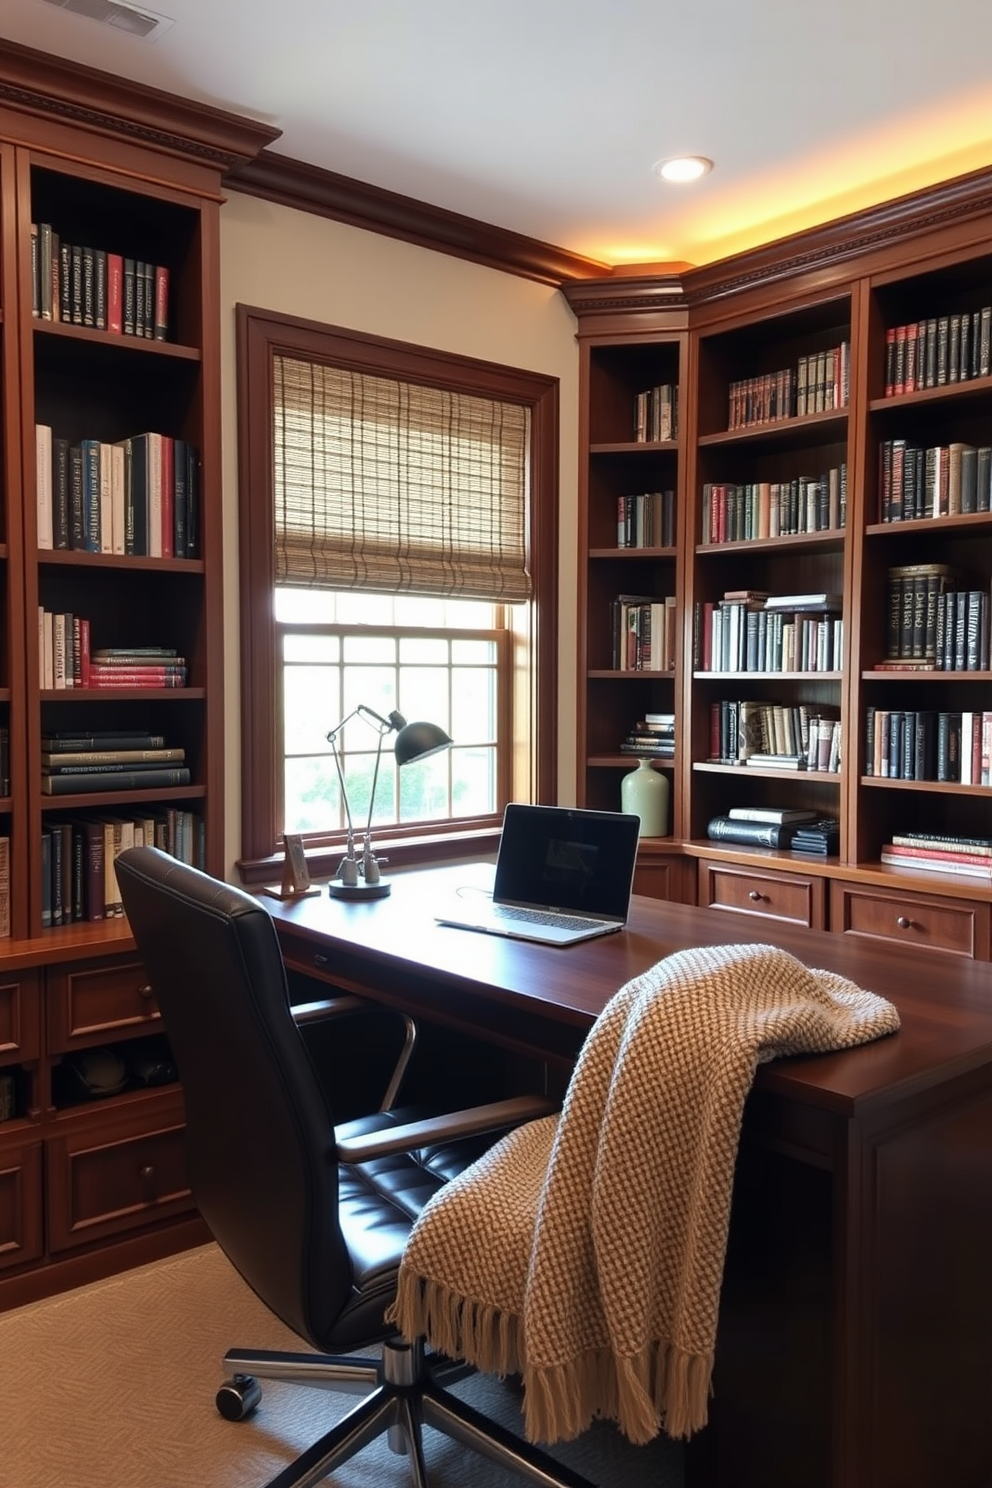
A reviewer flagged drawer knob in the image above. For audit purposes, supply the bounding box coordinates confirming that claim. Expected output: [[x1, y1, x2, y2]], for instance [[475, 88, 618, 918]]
[[749, 890, 766, 903], [139, 1164, 156, 1193], [896, 916, 913, 930], [138, 983, 155, 1001]]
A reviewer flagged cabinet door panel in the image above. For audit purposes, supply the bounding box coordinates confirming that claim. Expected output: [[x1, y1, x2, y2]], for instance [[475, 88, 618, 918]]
[[0, 1139, 44, 1271], [47, 1093, 191, 1252], [0, 974, 41, 1062], [47, 957, 158, 1050]]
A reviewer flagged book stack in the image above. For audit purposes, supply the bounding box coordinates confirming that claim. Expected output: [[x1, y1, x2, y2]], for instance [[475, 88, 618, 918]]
[[877, 439, 992, 522], [620, 713, 675, 759], [865, 708, 992, 782], [710, 698, 840, 770], [727, 341, 850, 429], [41, 728, 191, 796], [701, 464, 847, 541], [791, 817, 840, 855], [35, 424, 200, 558], [884, 307, 992, 397], [87, 647, 188, 691], [40, 807, 204, 927], [880, 563, 960, 668], [706, 808, 808, 848], [30, 223, 169, 339], [611, 595, 677, 671], [695, 591, 843, 674], [633, 383, 678, 442], [880, 833, 992, 882], [616, 490, 675, 548]]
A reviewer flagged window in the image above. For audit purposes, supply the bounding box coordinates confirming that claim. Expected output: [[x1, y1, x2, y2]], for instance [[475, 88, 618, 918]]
[[237, 306, 559, 879]]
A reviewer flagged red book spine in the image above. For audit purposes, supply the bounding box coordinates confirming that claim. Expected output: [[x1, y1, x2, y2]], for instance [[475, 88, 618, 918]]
[[154, 265, 169, 341], [106, 253, 123, 335]]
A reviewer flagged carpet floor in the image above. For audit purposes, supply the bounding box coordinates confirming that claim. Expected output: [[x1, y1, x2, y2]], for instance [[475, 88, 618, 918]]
[[0, 1242, 685, 1488]]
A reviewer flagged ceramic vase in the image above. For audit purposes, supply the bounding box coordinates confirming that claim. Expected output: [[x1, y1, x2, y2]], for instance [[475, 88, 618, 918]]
[[620, 758, 670, 838]]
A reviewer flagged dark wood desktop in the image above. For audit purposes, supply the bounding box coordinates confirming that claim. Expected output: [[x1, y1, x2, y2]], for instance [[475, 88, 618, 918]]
[[265, 864, 992, 1488]]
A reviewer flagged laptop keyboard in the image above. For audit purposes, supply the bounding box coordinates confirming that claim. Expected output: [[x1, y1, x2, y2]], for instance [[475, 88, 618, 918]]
[[492, 905, 602, 932]]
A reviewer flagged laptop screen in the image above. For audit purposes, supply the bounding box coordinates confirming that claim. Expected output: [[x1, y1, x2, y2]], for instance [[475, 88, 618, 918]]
[[493, 804, 640, 921]]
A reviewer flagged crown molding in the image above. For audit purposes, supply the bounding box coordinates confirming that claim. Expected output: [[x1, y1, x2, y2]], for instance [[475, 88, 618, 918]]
[[225, 149, 610, 287], [0, 37, 279, 171]]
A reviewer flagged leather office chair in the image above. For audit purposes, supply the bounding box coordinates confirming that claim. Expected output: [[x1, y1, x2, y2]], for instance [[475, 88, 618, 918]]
[[114, 846, 594, 1488]]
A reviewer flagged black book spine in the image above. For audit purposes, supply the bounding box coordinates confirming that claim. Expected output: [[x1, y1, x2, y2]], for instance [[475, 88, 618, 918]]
[[706, 817, 793, 849]]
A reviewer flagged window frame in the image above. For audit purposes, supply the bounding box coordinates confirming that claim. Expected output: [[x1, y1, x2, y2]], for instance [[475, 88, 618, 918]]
[[236, 303, 559, 881]]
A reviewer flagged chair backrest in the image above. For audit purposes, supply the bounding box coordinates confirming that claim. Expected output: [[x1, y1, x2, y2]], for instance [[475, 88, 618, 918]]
[[115, 845, 352, 1345]]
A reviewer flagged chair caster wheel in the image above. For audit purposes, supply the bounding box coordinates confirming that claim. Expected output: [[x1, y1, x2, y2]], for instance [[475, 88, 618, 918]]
[[216, 1373, 262, 1421]]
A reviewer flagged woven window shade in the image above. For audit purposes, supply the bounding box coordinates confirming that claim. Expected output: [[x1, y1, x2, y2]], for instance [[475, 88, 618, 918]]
[[274, 356, 532, 601]]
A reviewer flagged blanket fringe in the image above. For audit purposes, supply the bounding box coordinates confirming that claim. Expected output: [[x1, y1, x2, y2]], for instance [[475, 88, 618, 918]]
[[388, 1271, 524, 1379], [524, 1341, 714, 1445]]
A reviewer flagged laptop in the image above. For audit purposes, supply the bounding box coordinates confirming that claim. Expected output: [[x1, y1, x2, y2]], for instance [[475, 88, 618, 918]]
[[436, 804, 641, 946]]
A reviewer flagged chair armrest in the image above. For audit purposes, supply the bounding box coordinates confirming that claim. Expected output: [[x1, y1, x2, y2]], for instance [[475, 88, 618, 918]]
[[292, 995, 366, 1025], [334, 1094, 557, 1164]]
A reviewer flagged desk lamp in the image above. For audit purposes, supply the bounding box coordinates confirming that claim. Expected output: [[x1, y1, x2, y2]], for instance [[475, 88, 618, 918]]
[[325, 705, 452, 898]]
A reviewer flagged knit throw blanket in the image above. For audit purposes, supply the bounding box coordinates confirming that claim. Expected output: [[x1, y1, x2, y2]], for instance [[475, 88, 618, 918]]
[[387, 942, 900, 1446]]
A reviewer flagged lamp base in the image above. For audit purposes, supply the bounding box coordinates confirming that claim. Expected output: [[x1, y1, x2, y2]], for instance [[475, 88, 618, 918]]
[[327, 878, 392, 900]]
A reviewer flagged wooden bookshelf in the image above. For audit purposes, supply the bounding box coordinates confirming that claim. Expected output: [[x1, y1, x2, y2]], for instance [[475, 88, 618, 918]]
[[0, 42, 274, 1307], [564, 186, 992, 957]]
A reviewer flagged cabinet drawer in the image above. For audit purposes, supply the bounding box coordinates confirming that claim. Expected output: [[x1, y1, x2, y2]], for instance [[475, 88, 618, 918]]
[[829, 881, 990, 958], [47, 1093, 192, 1253], [0, 974, 42, 1064], [698, 861, 826, 929], [47, 957, 159, 1052], [0, 1138, 44, 1272]]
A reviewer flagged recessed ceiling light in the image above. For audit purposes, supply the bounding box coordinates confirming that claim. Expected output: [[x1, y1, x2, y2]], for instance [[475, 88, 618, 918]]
[[653, 156, 714, 184]]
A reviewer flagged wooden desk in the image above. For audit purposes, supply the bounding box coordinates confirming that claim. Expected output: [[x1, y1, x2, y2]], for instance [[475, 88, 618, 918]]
[[265, 864, 992, 1488]]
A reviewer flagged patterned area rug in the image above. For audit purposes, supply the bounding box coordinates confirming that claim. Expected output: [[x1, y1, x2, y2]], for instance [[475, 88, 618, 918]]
[[0, 1242, 683, 1488]]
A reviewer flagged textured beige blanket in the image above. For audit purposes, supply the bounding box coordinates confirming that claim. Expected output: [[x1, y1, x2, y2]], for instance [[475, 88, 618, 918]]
[[388, 943, 900, 1445]]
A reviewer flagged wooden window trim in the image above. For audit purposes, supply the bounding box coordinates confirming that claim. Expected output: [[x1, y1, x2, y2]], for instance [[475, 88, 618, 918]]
[[236, 303, 559, 870]]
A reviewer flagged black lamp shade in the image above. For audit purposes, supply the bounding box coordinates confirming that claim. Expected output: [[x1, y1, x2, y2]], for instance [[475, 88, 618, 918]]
[[393, 720, 452, 767]]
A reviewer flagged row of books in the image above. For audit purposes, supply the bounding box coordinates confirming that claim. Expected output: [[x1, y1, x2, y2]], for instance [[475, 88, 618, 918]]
[[883, 308, 992, 397], [865, 709, 992, 785], [616, 490, 675, 549], [610, 596, 677, 672], [620, 713, 675, 758], [696, 593, 843, 674], [882, 565, 989, 671], [36, 425, 200, 559], [709, 699, 841, 771], [706, 813, 839, 852], [880, 832, 992, 880], [38, 624, 188, 692], [42, 726, 190, 795], [727, 342, 850, 429], [700, 466, 847, 543], [633, 383, 678, 442], [40, 809, 205, 927], [877, 439, 992, 522], [31, 222, 169, 340]]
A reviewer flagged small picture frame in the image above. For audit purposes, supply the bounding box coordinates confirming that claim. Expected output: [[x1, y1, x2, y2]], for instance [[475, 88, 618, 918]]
[[259, 833, 320, 900]]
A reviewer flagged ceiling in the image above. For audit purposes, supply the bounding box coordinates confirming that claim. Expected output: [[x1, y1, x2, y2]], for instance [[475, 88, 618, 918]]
[[4, 0, 992, 270]]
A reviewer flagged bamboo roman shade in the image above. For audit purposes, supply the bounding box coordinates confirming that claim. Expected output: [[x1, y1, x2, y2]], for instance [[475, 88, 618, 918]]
[[273, 355, 532, 600]]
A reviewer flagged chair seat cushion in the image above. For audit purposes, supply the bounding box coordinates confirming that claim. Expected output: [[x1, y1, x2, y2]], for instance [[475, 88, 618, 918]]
[[327, 1107, 501, 1351]]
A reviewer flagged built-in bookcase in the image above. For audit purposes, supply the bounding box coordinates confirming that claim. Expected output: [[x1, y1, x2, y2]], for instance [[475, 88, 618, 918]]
[[579, 336, 685, 811], [566, 204, 992, 941], [0, 42, 274, 1307]]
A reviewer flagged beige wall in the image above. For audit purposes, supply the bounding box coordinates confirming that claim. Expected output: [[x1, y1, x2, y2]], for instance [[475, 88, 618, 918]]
[[219, 191, 580, 873]]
